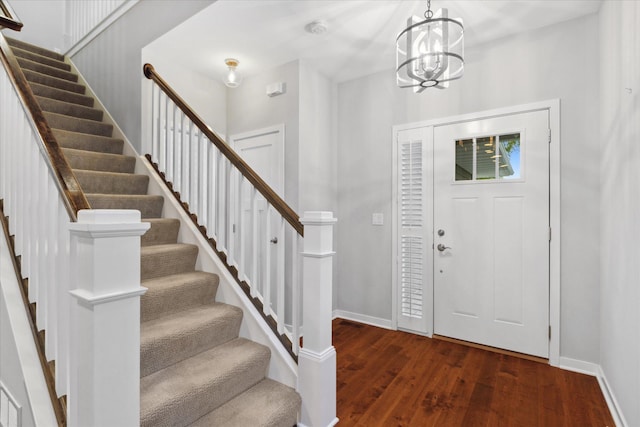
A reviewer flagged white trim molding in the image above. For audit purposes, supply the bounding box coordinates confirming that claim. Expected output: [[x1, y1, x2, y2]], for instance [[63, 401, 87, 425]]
[[333, 310, 394, 330], [559, 357, 628, 427], [597, 366, 628, 427]]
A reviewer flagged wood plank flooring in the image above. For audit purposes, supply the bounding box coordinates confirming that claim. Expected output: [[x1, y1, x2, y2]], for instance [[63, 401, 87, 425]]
[[334, 319, 615, 427]]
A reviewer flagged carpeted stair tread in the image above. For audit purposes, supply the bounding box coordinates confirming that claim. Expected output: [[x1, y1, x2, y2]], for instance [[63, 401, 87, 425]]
[[62, 148, 135, 173], [54, 129, 123, 154], [44, 111, 113, 137], [141, 218, 180, 247], [86, 194, 164, 219], [10, 47, 71, 72], [74, 170, 149, 195], [22, 68, 85, 94], [188, 378, 301, 427], [16, 56, 78, 82], [140, 338, 270, 427], [141, 303, 243, 377], [36, 96, 103, 121], [5, 37, 65, 61], [30, 82, 94, 107], [141, 243, 198, 280], [141, 271, 218, 322]]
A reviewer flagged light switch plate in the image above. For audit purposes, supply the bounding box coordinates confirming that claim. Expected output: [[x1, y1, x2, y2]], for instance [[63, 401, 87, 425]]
[[372, 213, 384, 225]]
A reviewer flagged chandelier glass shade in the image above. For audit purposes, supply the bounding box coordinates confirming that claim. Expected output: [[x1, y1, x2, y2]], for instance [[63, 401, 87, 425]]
[[396, 3, 464, 92]]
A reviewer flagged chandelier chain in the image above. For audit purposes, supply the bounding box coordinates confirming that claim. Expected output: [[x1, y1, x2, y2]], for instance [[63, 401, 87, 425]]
[[424, 0, 434, 19]]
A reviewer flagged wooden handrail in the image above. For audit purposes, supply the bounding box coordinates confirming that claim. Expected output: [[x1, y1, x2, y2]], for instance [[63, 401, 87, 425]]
[[143, 63, 303, 236], [0, 0, 22, 31], [0, 33, 90, 220]]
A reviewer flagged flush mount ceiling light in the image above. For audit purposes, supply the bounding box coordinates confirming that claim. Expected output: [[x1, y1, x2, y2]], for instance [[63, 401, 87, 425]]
[[223, 58, 242, 88], [396, 0, 464, 92]]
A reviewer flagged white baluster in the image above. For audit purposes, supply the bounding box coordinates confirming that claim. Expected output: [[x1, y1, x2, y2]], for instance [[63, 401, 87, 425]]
[[292, 232, 301, 355], [263, 205, 271, 316], [237, 174, 246, 282], [276, 216, 285, 334], [250, 187, 258, 296]]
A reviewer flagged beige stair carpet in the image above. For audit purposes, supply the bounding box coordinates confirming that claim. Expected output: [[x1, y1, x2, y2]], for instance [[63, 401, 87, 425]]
[[6, 37, 301, 427]]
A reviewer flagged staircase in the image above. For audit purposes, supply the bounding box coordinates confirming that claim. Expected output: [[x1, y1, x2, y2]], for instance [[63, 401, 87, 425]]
[[5, 37, 301, 427]]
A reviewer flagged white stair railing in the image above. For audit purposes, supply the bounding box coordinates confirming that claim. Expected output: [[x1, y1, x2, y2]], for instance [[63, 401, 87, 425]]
[[0, 31, 146, 427], [144, 63, 306, 356], [144, 64, 337, 426]]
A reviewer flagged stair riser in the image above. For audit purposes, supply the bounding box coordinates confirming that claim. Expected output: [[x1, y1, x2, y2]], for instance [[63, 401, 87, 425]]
[[62, 149, 136, 173], [141, 219, 180, 247], [86, 195, 164, 219], [12, 48, 71, 72], [37, 96, 103, 122], [54, 129, 123, 155], [17, 57, 78, 83], [141, 307, 242, 377], [141, 274, 218, 322], [45, 112, 113, 137], [141, 246, 198, 280], [74, 171, 149, 195], [30, 83, 94, 108], [23, 69, 85, 94]]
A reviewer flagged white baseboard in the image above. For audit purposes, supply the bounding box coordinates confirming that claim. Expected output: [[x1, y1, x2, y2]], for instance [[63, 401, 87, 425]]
[[559, 356, 600, 376], [332, 310, 393, 330], [597, 366, 628, 427], [559, 357, 626, 427]]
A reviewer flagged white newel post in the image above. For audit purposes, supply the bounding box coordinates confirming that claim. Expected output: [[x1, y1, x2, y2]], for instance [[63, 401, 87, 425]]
[[298, 211, 338, 427], [67, 210, 150, 427]]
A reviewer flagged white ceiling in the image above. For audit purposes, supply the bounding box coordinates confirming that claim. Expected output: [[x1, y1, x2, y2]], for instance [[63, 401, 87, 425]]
[[145, 0, 602, 84]]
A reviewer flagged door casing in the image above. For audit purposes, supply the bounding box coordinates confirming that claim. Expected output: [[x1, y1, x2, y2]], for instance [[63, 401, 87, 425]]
[[391, 100, 560, 366]]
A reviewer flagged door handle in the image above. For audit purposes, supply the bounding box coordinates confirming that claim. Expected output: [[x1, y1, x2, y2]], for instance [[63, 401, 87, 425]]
[[437, 243, 451, 252], [270, 237, 278, 244]]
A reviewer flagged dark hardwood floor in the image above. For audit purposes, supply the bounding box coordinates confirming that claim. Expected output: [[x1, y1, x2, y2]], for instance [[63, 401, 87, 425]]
[[334, 319, 615, 427]]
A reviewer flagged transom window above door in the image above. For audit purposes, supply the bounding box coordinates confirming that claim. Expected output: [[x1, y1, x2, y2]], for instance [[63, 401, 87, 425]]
[[454, 133, 521, 182]]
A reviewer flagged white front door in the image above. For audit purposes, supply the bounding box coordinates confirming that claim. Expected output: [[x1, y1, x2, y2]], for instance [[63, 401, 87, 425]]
[[230, 125, 284, 309], [432, 110, 549, 357]]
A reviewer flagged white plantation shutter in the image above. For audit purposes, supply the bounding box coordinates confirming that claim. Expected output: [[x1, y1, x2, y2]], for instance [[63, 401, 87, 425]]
[[397, 132, 428, 333]]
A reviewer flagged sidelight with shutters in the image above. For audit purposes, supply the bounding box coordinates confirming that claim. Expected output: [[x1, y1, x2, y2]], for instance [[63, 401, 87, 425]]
[[396, 128, 431, 334]]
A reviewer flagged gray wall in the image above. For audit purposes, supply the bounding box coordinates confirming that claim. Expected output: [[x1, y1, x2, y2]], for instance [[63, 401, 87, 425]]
[[71, 0, 215, 153], [3, 0, 65, 52], [599, 1, 640, 425], [227, 60, 300, 210], [336, 13, 601, 363]]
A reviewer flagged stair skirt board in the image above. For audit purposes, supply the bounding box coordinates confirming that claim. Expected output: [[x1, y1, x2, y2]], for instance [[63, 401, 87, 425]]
[[4, 37, 301, 426]]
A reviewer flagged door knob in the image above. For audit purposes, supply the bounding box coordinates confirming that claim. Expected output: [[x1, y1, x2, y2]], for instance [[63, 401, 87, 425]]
[[437, 243, 451, 252], [270, 237, 278, 244]]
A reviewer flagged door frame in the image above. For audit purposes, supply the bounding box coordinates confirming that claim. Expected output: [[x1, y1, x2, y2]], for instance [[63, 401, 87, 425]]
[[391, 99, 560, 366], [229, 123, 286, 195]]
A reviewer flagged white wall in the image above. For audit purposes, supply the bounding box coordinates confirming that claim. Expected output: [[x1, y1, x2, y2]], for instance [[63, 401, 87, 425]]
[[141, 48, 227, 138], [71, 0, 215, 153], [599, 1, 640, 426], [336, 13, 601, 363], [3, 0, 65, 52], [298, 60, 336, 214], [227, 60, 300, 210]]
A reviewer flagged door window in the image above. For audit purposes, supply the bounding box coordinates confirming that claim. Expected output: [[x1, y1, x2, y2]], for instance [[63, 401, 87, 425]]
[[455, 133, 521, 182]]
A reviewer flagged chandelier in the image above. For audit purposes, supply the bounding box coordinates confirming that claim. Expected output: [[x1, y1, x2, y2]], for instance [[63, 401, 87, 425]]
[[396, 0, 464, 92]]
